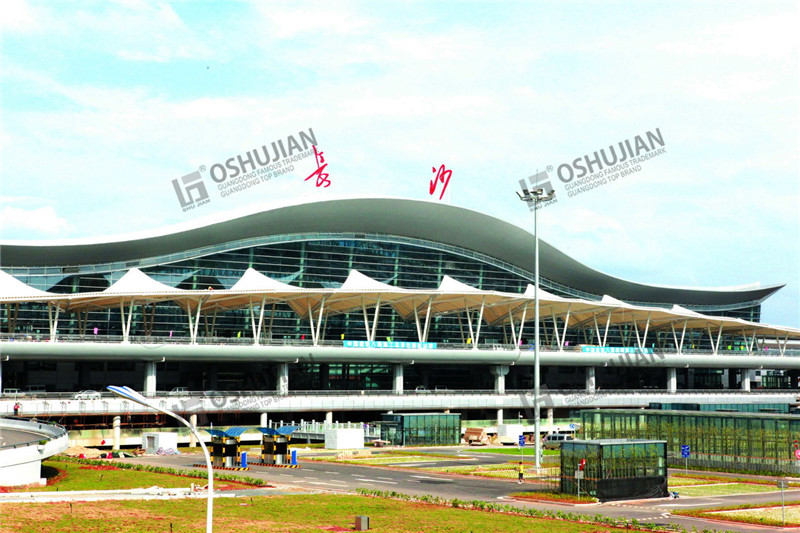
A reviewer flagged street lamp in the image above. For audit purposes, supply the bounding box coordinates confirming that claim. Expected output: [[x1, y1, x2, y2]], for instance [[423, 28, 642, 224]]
[[107, 385, 214, 533], [516, 186, 555, 471]]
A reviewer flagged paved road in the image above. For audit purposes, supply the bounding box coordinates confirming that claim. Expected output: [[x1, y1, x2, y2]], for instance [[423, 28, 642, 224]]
[[116, 448, 800, 532], [0, 428, 43, 447]]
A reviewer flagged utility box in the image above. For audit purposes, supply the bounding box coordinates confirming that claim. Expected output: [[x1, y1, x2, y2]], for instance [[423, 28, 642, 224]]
[[497, 424, 524, 441], [355, 515, 369, 531], [142, 432, 178, 454]]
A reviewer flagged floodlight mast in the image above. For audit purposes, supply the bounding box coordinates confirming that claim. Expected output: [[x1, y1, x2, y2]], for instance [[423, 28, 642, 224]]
[[516, 186, 555, 471], [107, 385, 214, 533]]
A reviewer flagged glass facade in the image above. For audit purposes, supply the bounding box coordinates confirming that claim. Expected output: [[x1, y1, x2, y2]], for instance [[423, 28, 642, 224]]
[[2, 235, 765, 347], [380, 413, 461, 446], [581, 409, 800, 473], [649, 403, 790, 414], [561, 439, 667, 501]]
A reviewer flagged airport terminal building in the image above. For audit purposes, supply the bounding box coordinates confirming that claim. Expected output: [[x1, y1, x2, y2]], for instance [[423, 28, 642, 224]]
[[1, 198, 799, 427]]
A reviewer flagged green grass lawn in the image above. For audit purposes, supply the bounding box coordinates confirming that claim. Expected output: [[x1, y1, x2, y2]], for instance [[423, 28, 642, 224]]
[[715, 504, 800, 525], [18, 460, 257, 492], [674, 482, 780, 497], [667, 476, 723, 487], [462, 447, 560, 456], [1, 493, 641, 533], [674, 499, 800, 527]]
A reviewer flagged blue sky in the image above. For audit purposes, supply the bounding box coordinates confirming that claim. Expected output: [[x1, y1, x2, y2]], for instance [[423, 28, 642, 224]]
[[1, 1, 798, 327]]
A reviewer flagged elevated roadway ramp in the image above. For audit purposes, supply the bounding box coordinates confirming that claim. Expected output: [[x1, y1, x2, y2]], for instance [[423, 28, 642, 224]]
[[0, 417, 69, 486]]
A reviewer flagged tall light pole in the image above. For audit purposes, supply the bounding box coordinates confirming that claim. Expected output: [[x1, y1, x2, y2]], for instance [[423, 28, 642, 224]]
[[517, 186, 555, 470], [107, 385, 214, 533]]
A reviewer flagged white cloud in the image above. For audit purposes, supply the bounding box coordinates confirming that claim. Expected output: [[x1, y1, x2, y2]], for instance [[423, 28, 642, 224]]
[[0, 0, 40, 32], [252, 2, 374, 39], [656, 12, 798, 60], [0, 206, 71, 238], [0, 2, 797, 325]]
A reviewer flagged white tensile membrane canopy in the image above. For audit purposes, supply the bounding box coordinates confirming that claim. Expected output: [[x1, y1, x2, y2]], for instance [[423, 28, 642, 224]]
[[1, 267, 798, 350], [0, 269, 57, 300]]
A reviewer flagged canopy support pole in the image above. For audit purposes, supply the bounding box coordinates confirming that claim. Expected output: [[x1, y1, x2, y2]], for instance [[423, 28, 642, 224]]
[[370, 296, 382, 342], [551, 311, 561, 351], [633, 312, 651, 351], [559, 304, 572, 351], [47, 302, 61, 342], [254, 296, 266, 345], [267, 303, 276, 342], [315, 296, 326, 346], [360, 296, 371, 341], [473, 297, 485, 348], [518, 303, 528, 346], [458, 310, 468, 344]]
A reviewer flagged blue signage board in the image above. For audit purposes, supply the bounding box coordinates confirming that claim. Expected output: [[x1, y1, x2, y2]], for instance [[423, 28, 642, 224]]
[[581, 346, 654, 355], [343, 340, 437, 350], [681, 445, 690, 458], [518, 435, 526, 447]]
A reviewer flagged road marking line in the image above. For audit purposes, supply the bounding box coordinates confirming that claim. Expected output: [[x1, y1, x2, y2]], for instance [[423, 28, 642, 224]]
[[354, 478, 397, 484]]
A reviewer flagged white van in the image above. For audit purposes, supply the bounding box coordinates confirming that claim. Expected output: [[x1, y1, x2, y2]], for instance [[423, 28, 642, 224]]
[[22, 385, 46, 396], [542, 433, 574, 450]]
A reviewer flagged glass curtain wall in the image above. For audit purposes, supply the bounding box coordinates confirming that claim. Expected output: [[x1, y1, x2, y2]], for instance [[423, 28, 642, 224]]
[[4, 237, 763, 344], [581, 409, 800, 473]]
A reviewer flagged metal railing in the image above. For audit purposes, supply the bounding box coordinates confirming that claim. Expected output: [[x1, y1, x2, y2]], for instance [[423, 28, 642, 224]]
[[3, 387, 797, 402], [2, 332, 798, 356]]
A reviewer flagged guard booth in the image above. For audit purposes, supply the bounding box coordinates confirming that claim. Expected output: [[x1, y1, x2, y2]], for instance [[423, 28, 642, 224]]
[[255, 426, 298, 465], [560, 439, 667, 501], [205, 427, 249, 469]]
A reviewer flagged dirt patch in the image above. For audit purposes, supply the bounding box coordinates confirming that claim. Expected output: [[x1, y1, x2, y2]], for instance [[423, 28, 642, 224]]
[[216, 484, 246, 491], [64, 446, 105, 458], [1, 502, 161, 526]]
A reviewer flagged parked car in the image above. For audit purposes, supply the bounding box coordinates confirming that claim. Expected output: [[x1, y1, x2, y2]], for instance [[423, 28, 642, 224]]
[[542, 433, 574, 450], [73, 390, 101, 400], [168, 387, 189, 396], [2, 388, 21, 397], [414, 385, 430, 394], [22, 385, 46, 397]]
